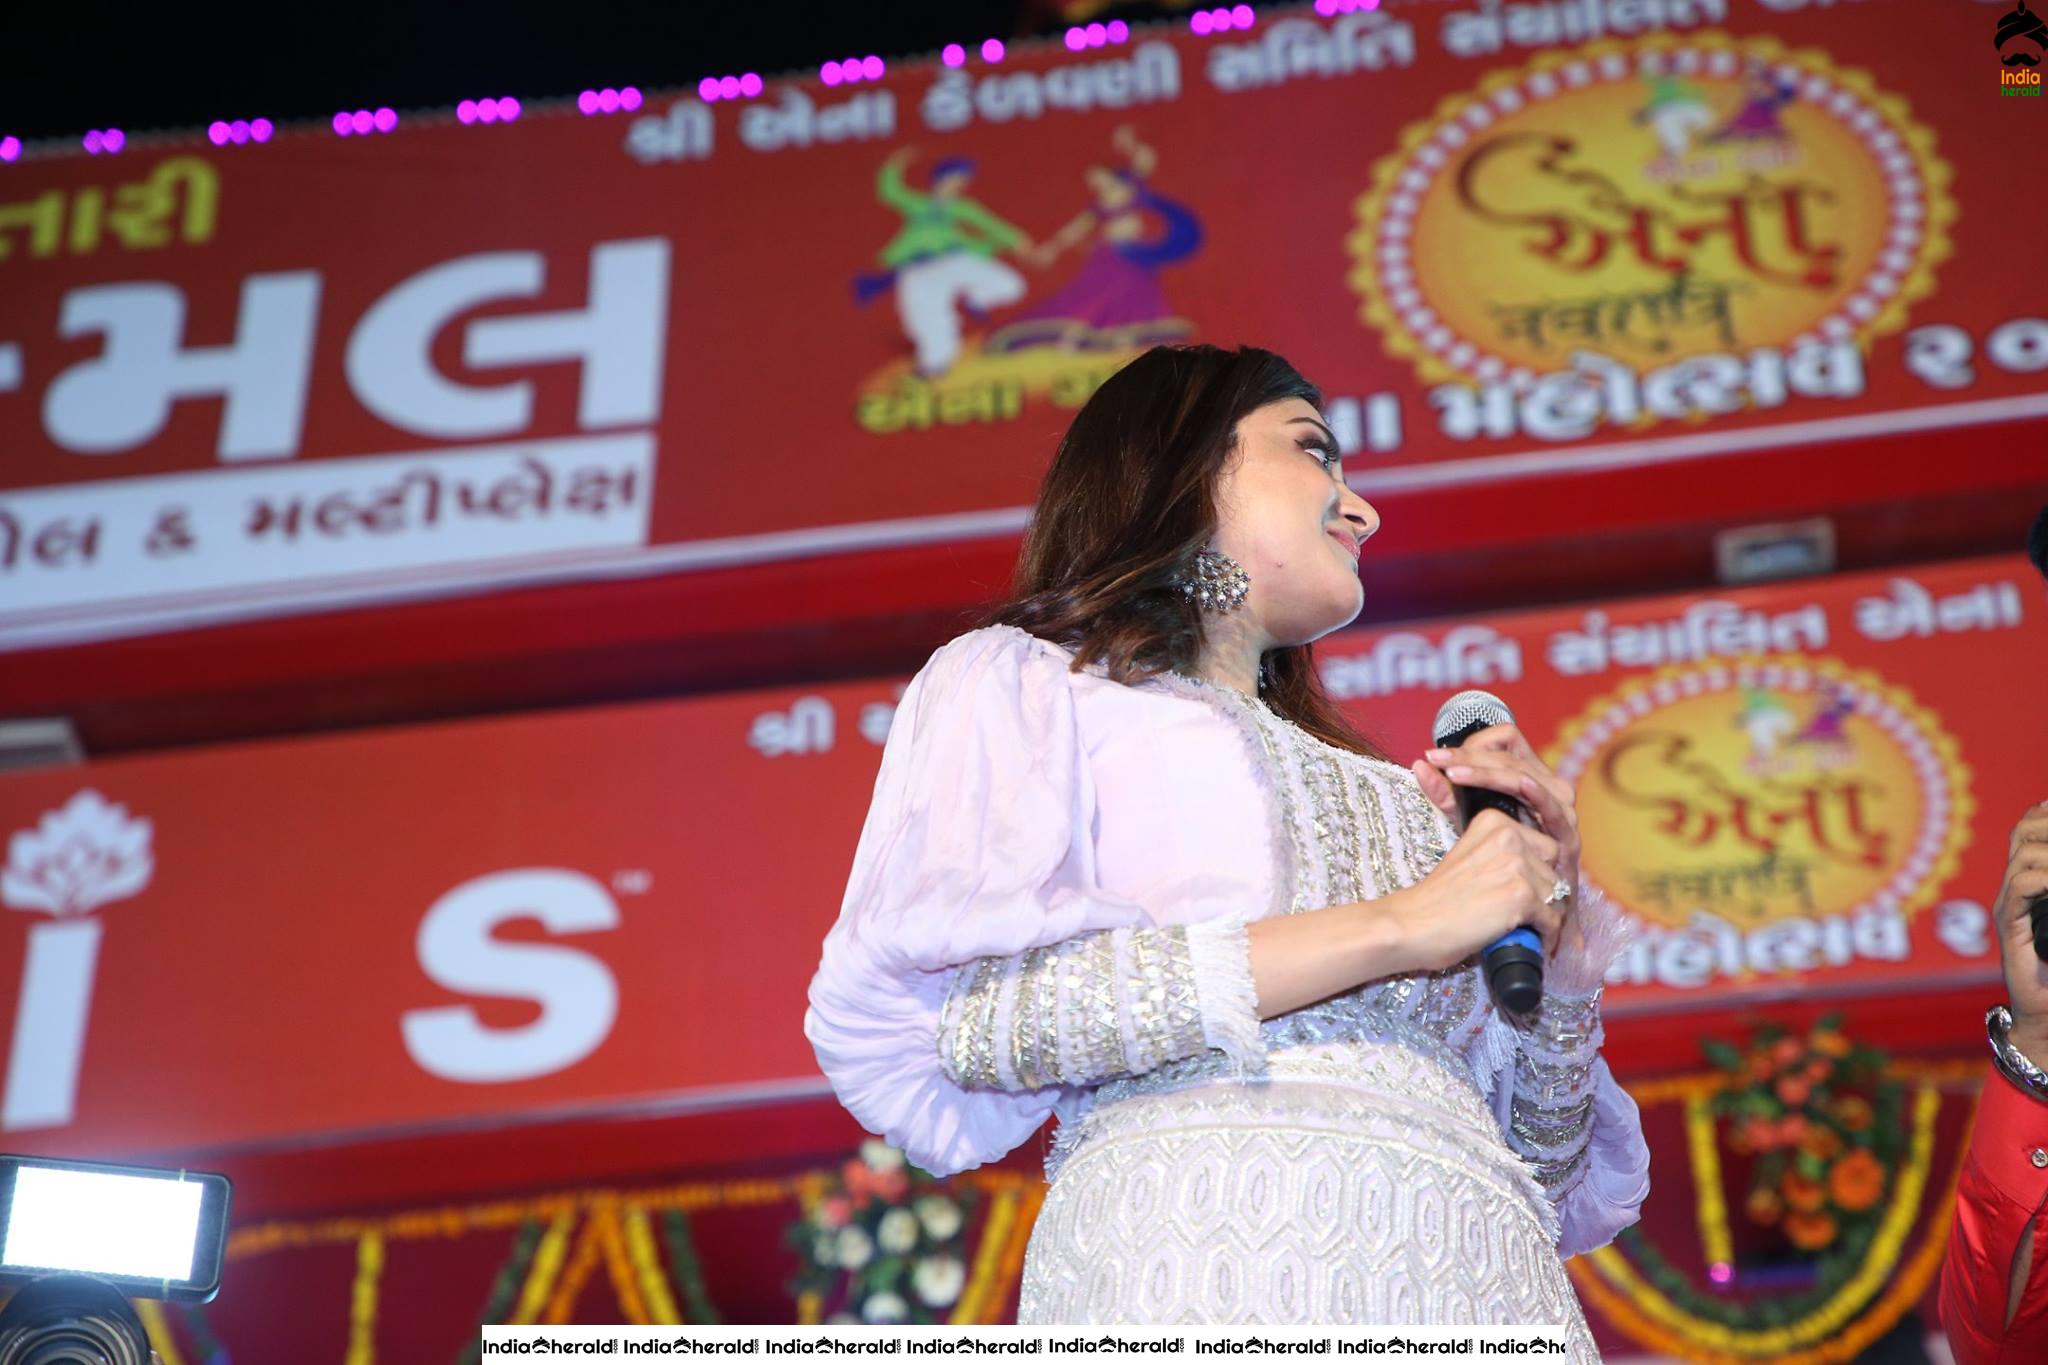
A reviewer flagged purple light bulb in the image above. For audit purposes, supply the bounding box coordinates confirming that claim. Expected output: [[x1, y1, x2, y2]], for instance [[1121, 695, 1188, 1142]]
[[821, 61, 843, 86], [1064, 27, 1084, 51], [1108, 20, 1128, 41], [333, 112, 354, 135], [208, 121, 229, 146], [718, 76, 740, 99], [862, 56, 884, 79], [457, 100, 478, 124], [981, 38, 1004, 61], [103, 129, 125, 152], [1233, 4, 1255, 26], [0, 136, 20, 162], [352, 110, 374, 133], [501, 98, 520, 121], [738, 75, 761, 98], [942, 43, 965, 67], [252, 117, 274, 141], [374, 108, 396, 132], [622, 87, 644, 109], [1191, 11, 1213, 33], [581, 90, 601, 113], [1086, 22, 1106, 45]]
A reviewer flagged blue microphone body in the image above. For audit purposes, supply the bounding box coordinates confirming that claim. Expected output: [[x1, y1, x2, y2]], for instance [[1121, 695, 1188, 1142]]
[[1432, 691, 1545, 1015]]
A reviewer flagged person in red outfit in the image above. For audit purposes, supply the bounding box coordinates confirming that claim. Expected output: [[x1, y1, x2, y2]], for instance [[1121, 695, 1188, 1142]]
[[1939, 507, 2048, 1362]]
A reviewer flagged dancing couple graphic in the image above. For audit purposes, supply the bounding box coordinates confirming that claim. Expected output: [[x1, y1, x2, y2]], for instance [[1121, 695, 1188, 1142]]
[[854, 126, 1204, 381]]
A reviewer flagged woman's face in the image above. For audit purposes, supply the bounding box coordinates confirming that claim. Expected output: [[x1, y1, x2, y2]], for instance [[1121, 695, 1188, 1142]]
[[1087, 166, 1137, 209], [1208, 397, 1380, 646]]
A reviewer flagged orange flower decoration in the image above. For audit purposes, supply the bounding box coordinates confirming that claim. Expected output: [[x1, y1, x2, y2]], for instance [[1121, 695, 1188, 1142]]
[[1828, 1148, 1886, 1212], [1782, 1170, 1827, 1212], [1833, 1095, 1874, 1131], [1746, 1186, 1783, 1226], [1811, 1030, 1852, 1058], [1776, 1075, 1813, 1107], [1785, 1208, 1839, 1250], [1771, 1036, 1805, 1068], [1800, 1126, 1844, 1161]]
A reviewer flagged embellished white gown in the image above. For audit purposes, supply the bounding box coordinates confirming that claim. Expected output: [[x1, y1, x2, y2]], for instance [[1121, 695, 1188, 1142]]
[[805, 626, 1648, 1354]]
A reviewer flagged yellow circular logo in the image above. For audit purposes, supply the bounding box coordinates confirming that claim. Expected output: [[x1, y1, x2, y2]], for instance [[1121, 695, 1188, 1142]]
[[1347, 33, 1955, 397], [1548, 656, 1972, 932]]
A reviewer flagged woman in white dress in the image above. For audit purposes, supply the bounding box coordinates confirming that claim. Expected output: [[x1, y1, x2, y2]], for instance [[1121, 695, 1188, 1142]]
[[804, 345, 1648, 1351]]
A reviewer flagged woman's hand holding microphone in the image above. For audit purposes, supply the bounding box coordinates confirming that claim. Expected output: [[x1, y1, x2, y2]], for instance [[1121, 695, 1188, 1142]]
[[1377, 808, 1566, 977], [1383, 721, 1586, 977], [1245, 722, 1588, 1018]]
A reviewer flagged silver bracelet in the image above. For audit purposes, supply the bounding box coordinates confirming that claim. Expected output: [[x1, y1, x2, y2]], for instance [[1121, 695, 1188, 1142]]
[[1986, 1005, 2048, 1102]]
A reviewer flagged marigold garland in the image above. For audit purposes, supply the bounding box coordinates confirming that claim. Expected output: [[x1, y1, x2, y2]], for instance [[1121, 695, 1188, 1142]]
[[1683, 1092, 1733, 1271], [660, 1209, 722, 1325], [950, 1187, 1019, 1325], [342, 1230, 384, 1365], [509, 1211, 575, 1325], [624, 1207, 684, 1325], [1571, 1082, 1944, 1359]]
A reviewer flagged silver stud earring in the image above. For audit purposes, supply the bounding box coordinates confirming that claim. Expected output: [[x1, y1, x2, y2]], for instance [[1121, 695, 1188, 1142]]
[[1174, 548, 1250, 613]]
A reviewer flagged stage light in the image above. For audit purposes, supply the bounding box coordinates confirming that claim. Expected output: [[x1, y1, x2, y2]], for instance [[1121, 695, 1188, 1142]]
[[458, 97, 519, 124], [0, 137, 19, 163], [209, 119, 269, 146], [981, 38, 1005, 62], [942, 43, 966, 67]]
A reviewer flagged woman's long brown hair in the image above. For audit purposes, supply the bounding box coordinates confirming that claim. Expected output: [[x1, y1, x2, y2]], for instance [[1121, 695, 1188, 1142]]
[[976, 343, 1390, 761]]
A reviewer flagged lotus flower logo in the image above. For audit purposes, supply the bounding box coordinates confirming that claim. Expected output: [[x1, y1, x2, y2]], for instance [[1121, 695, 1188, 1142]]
[[2, 790, 153, 1131], [3, 790, 153, 919]]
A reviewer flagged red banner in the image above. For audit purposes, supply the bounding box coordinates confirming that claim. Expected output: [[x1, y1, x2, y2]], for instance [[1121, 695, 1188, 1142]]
[[0, 551, 2036, 1160], [2, 0, 2044, 653]]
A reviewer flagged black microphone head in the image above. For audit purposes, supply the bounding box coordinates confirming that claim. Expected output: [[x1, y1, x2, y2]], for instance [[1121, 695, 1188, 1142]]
[[1433, 689, 1516, 747]]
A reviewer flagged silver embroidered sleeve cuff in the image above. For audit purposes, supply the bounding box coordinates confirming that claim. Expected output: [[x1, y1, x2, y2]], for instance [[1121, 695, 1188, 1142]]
[[934, 914, 1263, 1091], [1507, 986, 1604, 1199]]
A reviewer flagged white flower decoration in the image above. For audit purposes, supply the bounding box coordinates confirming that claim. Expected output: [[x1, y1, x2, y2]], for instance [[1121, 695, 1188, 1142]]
[[914, 1195, 962, 1242], [812, 1232, 838, 1267], [3, 790, 153, 919], [877, 1207, 919, 1255], [835, 1224, 873, 1271], [861, 1290, 908, 1324], [859, 1139, 906, 1174], [912, 1255, 966, 1309]]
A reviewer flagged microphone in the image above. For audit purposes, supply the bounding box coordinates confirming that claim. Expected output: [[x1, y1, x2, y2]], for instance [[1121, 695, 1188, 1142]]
[[1431, 689, 1544, 1015]]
